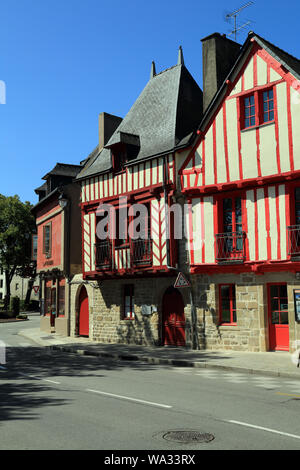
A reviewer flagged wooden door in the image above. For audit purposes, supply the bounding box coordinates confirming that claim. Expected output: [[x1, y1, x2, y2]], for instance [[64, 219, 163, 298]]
[[163, 288, 185, 346], [268, 284, 289, 351], [78, 286, 89, 337]]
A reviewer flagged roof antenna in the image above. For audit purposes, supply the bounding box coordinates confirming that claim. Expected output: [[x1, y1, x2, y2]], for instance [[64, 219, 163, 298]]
[[178, 46, 184, 66], [150, 61, 156, 79], [224, 1, 254, 41]]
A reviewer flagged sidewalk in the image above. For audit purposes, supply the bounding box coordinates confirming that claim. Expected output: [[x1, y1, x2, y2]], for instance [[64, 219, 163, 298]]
[[19, 327, 300, 380]]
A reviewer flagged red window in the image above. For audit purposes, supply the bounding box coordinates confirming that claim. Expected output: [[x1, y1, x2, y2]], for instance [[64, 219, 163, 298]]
[[241, 87, 275, 129], [219, 284, 237, 325], [262, 89, 274, 124], [244, 94, 256, 128], [123, 285, 134, 320]]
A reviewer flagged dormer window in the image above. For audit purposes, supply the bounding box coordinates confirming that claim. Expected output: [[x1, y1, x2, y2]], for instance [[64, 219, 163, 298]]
[[112, 144, 127, 173]]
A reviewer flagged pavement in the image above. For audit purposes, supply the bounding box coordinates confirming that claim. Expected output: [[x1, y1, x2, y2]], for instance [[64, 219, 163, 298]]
[[17, 325, 300, 380]]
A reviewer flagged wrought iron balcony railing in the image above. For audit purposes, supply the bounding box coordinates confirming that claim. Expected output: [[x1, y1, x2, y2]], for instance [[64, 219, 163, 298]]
[[95, 238, 153, 271], [131, 238, 153, 266], [216, 231, 246, 263], [95, 240, 112, 270], [287, 225, 300, 257]]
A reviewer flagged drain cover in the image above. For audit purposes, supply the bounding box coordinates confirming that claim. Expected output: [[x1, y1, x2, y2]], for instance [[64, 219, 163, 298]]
[[162, 430, 214, 444]]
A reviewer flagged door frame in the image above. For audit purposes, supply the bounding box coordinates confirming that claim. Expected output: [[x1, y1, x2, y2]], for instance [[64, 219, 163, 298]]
[[162, 287, 185, 347], [267, 282, 289, 351], [78, 285, 89, 337]]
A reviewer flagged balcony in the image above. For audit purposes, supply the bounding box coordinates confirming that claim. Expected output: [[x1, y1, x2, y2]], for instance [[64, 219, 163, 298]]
[[216, 231, 246, 264], [287, 225, 300, 257], [95, 238, 153, 272], [131, 238, 152, 267], [95, 240, 112, 270]]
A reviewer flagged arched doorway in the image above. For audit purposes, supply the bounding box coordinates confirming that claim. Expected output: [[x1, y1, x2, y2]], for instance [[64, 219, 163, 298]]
[[162, 287, 185, 346], [78, 286, 89, 337]]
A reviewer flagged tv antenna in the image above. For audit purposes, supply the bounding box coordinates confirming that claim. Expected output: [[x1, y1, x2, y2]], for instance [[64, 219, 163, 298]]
[[225, 1, 254, 41]]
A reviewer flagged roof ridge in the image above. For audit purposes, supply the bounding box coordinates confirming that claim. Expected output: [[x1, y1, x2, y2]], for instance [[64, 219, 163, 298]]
[[254, 32, 300, 64]]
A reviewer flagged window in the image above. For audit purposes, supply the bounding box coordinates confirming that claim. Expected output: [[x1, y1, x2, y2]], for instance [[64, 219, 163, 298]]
[[262, 89, 274, 124], [123, 285, 134, 319], [43, 223, 52, 258], [241, 87, 274, 129], [58, 284, 65, 316], [244, 94, 256, 128], [223, 197, 243, 252], [115, 208, 129, 247], [219, 285, 237, 325], [32, 234, 38, 261]]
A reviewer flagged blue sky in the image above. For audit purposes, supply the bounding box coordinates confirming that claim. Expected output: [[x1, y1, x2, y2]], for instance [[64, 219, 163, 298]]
[[0, 0, 299, 204]]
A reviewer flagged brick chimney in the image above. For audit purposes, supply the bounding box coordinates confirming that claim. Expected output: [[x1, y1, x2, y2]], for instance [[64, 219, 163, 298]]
[[99, 112, 123, 151], [201, 33, 241, 111]]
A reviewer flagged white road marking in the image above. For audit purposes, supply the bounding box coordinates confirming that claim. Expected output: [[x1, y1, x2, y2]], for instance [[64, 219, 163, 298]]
[[86, 389, 172, 409], [18, 372, 61, 384], [227, 420, 300, 440]]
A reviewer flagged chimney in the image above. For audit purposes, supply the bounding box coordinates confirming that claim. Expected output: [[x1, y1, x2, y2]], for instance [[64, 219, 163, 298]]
[[99, 112, 123, 151], [201, 33, 241, 111]]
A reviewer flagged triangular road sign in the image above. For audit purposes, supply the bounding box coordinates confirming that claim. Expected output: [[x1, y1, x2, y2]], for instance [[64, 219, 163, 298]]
[[33, 286, 40, 294], [174, 272, 191, 289]]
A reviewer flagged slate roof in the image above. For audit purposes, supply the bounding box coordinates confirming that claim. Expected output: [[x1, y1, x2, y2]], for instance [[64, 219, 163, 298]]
[[76, 62, 203, 180], [42, 163, 82, 180]]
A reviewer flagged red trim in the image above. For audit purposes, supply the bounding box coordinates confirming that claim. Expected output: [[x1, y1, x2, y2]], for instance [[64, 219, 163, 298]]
[[254, 189, 259, 260], [213, 121, 217, 184], [287, 82, 295, 172], [275, 185, 281, 259], [264, 187, 271, 260], [188, 200, 195, 265], [236, 97, 243, 180], [223, 103, 230, 183], [273, 85, 281, 174]]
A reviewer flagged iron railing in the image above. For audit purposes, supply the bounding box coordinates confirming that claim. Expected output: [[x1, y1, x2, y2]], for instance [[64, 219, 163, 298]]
[[95, 240, 112, 270], [131, 238, 153, 266], [216, 231, 246, 263], [287, 225, 300, 257], [95, 238, 153, 270]]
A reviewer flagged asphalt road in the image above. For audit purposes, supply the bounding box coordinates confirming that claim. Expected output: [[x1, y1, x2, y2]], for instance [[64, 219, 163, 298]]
[[1, 317, 300, 451]]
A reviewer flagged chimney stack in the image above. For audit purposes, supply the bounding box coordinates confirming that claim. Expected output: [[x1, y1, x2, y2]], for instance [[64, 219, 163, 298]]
[[201, 33, 241, 111], [98, 112, 123, 151]]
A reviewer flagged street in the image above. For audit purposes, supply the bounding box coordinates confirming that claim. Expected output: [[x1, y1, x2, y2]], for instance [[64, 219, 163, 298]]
[[1, 317, 300, 450]]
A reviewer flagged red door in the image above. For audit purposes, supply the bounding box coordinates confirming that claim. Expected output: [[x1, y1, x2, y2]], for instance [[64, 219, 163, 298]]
[[268, 284, 289, 351], [163, 288, 185, 346], [78, 286, 89, 337]]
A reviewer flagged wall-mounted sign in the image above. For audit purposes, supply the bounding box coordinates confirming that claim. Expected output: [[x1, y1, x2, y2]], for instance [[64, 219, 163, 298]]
[[294, 290, 300, 322], [174, 272, 191, 289], [141, 305, 152, 316]]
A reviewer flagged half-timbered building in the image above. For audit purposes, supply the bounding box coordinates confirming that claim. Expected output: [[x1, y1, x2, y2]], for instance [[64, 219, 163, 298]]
[[70, 49, 206, 346], [180, 32, 300, 352]]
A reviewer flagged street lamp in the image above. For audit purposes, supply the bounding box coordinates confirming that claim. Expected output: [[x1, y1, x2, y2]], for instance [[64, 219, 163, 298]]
[[58, 194, 68, 209]]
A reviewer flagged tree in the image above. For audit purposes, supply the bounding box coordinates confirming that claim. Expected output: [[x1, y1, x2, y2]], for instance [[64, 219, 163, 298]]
[[0, 194, 36, 309]]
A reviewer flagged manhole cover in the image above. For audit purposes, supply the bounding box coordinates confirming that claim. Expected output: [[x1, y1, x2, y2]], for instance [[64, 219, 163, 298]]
[[162, 430, 215, 444]]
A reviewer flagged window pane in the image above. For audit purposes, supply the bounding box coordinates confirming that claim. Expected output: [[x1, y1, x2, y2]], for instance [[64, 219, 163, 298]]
[[269, 111, 274, 121], [279, 285, 287, 299], [250, 116, 256, 126], [250, 95, 255, 105], [221, 307, 231, 323], [280, 310, 289, 325], [272, 311, 280, 324]]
